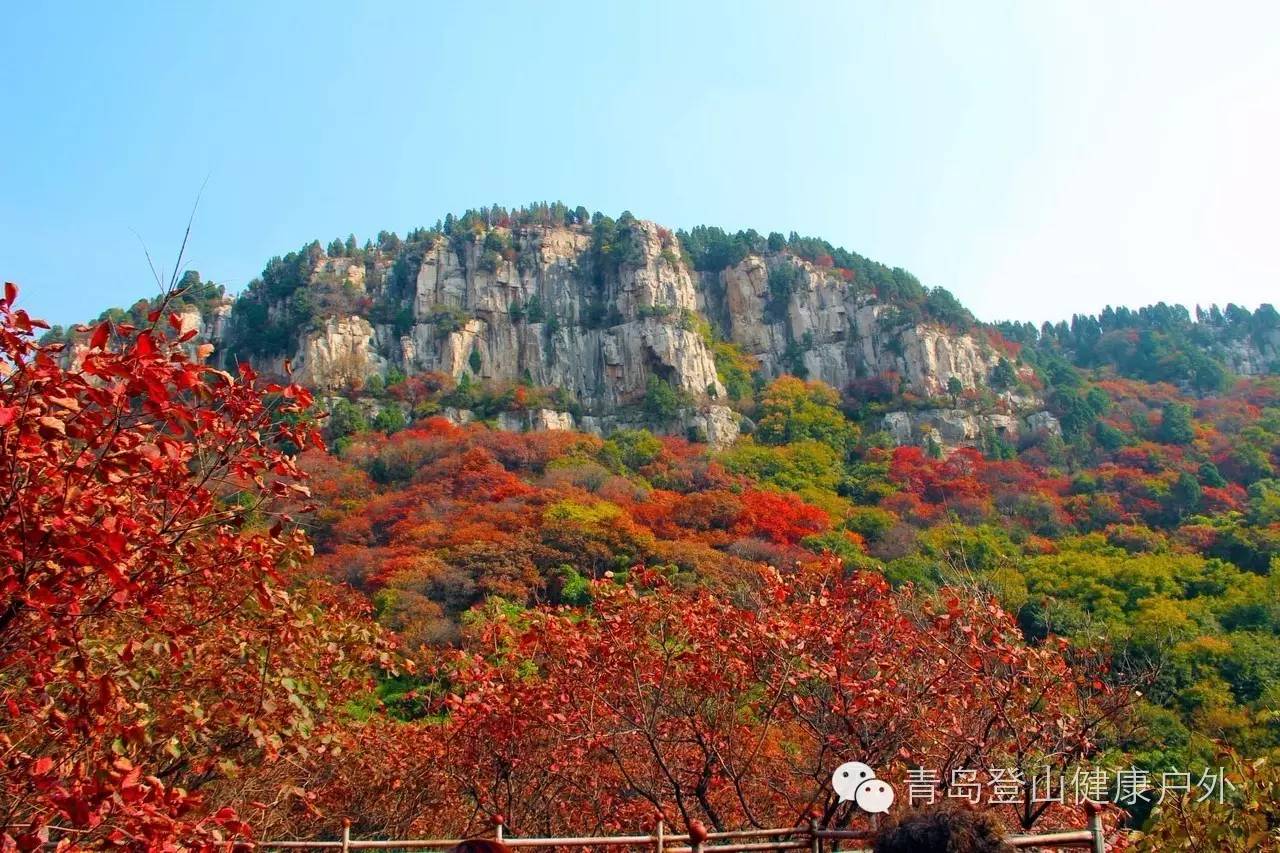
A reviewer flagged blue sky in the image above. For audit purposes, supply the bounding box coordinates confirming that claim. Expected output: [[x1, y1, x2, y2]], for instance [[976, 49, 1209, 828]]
[[3, 1, 1277, 329]]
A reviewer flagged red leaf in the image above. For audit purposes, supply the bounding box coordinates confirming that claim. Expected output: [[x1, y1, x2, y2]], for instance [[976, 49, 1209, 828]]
[[134, 332, 156, 357], [90, 321, 111, 349], [0, 406, 17, 428], [38, 416, 66, 435], [3, 282, 15, 304]]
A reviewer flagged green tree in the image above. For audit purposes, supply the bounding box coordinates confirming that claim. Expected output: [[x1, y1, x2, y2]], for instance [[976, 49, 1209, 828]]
[[1246, 480, 1280, 526], [990, 358, 1017, 390], [602, 429, 664, 471], [1229, 440, 1276, 484], [1053, 384, 1111, 438], [755, 377, 857, 450], [1168, 471, 1203, 519], [328, 398, 368, 441], [1189, 352, 1230, 392], [720, 440, 843, 493], [372, 405, 407, 435], [1096, 421, 1129, 451], [1158, 402, 1196, 445], [643, 375, 684, 421], [766, 262, 802, 322], [1199, 461, 1228, 488]]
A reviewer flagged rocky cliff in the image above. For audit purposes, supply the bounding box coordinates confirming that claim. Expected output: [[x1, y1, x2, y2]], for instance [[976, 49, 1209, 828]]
[[197, 216, 1028, 448], [399, 222, 724, 410], [48, 206, 1280, 456], [706, 254, 1006, 396], [1222, 328, 1280, 376]]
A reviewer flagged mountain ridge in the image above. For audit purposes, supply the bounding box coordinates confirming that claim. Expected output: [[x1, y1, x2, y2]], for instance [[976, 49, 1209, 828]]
[[42, 204, 1280, 450]]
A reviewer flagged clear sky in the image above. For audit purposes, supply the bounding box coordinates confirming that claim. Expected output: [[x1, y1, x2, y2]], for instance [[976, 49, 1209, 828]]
[[3, 1, 1277, 330]]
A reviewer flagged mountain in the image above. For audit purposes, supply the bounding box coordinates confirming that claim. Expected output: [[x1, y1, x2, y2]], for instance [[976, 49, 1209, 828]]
[[44, 204, 1280, 454], [18, 204, 1280, 845], [215, 212, 1017, 448]]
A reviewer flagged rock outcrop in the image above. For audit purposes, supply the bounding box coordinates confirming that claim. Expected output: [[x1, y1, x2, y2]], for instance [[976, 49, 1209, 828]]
[[286, 221, 736, 442], [401, 221, 724, 410], [188, 219, 1035, 448], [1221, 330, 1280, 376], [709, 255, 1005, 396], [497, 408, 577, 433], [289, 316, 388, 391], [882, 408, 1061, 451]]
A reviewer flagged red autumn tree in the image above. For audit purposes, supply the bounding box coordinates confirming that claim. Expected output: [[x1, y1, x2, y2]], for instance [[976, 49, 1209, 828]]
[[736, 488, 830, 545], [0, 285, 392, 849], [317, 561, 1130, 841]]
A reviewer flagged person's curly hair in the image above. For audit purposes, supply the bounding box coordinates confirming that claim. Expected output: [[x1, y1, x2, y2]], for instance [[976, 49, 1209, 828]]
[[449, 841, 512, 853], [872, 804, 1014, 853]]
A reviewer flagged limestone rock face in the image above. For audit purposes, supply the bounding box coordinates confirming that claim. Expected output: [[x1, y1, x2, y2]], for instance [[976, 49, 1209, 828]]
[[497, 408, 576, 433], [402, 221, 724, 410], [1222, 330, 1280, 375], [688, 405, 742, 448], [878, 408, 1068, 451], [880, 409, 1020, 449], [1025, 410, 1063, 439], [576, 403, 741, 449], [882, 412, 914, 445], [709, 256, 1004, 397], [170, 301, 233, 363], [175, 308, 203, 338], [291, 316, 388, 392], [192, 220, 1049, 445]]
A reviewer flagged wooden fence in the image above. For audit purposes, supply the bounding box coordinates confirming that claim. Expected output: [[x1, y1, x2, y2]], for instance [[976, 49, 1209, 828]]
[[259, 811, 1107, 853]]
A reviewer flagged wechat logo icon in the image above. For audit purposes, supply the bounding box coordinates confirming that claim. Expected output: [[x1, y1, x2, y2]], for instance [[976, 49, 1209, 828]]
[[832, 761, 895, 814]]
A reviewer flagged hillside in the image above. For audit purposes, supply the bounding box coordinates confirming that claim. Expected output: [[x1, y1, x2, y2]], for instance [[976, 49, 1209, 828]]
[[22, 205, 1280, 844]]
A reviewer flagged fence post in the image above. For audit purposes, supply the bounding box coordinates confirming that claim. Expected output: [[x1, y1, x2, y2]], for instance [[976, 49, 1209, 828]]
[[1084, 801, 1105, 853], [807, 809, 821, 853], [655, 816, 665, 853], [341, 818, 351, 853], [494, 815, 505, 843], [688, 820, 708, 853]]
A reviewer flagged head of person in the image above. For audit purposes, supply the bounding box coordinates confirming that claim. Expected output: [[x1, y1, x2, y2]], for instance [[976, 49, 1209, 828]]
[[872, 804, 1013, 853], [449, 841, 512, 853]]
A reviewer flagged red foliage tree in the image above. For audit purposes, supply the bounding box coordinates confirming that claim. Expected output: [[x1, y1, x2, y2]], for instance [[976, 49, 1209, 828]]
[[0, 286, 391, 849], [321, 562, 1129, 840], [736, 489, 829, 545]]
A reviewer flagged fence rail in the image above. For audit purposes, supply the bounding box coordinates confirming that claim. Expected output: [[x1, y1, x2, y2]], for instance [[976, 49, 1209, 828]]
[[259, 810, 1107, 853]]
